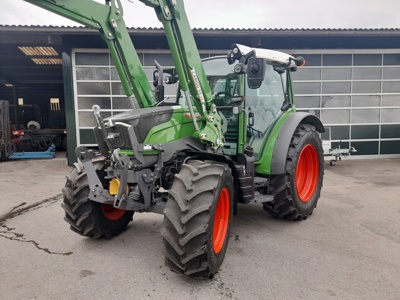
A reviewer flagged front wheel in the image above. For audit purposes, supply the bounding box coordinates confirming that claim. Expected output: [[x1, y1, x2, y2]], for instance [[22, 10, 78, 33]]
[[162, 160, 233, 279], [61, 158, 134, 238], [263, 123, 324, 220]]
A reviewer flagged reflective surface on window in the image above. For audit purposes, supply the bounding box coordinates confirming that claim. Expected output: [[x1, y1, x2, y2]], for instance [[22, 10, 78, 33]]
[[323, 54, 352, 66], [77, 97, 111, 110], [381, 108, 400, 123], [351, 109, 380, 124], [383, 67, 400, 79], [322, 68, 351, 80], [291, 68, 321, 80], [352, 95, 380, 107], [75, 53, 109, 65], [77, 82, 110, 95], [76, 67, 110, 80], [351, 125, 379, 139], [382, 81, 400, 93], [78, 111, 111, 127], [382, 95, 400, 106], [322, 95, 350, 108], [296, 96, 320, 108], [383, 54, 400, 65], [353, 81, 381, 94], [321, 109, 350, 124], [294, 82, 321, 94], [322, 82, 351, 94], [353, 54, 382, 66], [353, 67, 381, 80]]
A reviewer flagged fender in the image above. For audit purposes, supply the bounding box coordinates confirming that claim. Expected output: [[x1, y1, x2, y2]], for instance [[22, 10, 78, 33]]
[[270, 112, 324, 175]]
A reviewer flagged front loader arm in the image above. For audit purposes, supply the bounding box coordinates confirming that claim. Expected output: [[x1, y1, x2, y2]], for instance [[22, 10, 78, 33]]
[[24, 0, 158, 108], [25, 0, 224, 147], [140, 0, 224, 147]]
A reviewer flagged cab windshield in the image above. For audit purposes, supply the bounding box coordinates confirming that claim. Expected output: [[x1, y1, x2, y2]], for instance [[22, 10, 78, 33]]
[[179, 56, 288, 158], [202, 58, 240, 106]]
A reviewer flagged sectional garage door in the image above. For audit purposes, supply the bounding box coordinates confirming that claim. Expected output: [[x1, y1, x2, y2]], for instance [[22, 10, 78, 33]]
[[291, 50, 400, 157], [71, 48, 400, 157]]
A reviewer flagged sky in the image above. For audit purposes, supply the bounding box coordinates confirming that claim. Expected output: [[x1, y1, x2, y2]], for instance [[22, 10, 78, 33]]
[[1, 0, 400, 29]]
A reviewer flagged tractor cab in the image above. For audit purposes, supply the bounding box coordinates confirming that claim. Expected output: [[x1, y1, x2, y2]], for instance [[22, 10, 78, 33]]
[[200, 55, 292, 158], [174, 52, 295, 157]]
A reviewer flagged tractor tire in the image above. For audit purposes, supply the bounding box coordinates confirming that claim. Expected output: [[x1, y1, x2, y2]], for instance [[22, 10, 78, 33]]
[[263, 123, 324, 220], [61, 158, 134, 239], [162, 160, 233, 279]]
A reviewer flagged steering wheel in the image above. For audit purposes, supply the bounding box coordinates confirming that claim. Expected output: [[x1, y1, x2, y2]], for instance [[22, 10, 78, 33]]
[[213, 91, 232, 106]]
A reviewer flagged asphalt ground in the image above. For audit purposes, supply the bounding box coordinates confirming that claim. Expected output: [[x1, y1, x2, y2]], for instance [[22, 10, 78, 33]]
[[0, 154, 399, 300]]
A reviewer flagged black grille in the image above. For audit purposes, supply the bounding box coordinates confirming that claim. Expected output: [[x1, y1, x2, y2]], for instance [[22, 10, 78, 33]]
[[107, 125, 132, 149]]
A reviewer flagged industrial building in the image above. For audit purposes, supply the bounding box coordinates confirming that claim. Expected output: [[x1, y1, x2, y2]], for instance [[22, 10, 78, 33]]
[[1, 25, 399, 164]]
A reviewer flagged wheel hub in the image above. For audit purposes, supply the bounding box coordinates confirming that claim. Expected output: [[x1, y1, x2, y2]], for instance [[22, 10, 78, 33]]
[[213, 187, 230, 253], [296, 144, 319, 202], [101, 204, 126, 220]]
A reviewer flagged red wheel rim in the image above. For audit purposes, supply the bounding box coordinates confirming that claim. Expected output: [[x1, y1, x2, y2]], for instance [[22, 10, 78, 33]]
[[213, 187, 230, 254], [101, 204, 126, 221], [296, 144, 319, 203]]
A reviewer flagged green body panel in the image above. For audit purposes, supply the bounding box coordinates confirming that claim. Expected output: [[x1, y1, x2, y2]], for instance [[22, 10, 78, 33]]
[[119, 149, 160, 156], [118, 149, 135, 156], [237, 78, 247, 154], [117, 106, 197, 157], [237, 109, 247, 154], [143, 106, 197, 144], [24, 0, 157, 108], [254, 109, 295, 174]]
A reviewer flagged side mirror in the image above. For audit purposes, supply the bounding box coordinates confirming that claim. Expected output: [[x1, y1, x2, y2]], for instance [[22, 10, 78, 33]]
[[247, 57, 266, 89]]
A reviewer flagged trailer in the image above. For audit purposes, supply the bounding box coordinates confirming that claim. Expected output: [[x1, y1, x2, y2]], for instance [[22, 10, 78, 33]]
[[323, 127, 357, 166]]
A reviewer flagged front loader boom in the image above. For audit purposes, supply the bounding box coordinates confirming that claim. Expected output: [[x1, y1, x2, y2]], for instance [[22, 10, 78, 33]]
[[140, 0, 213, 111], [24, 0, 158, 109], [25, 0, 225, 148], [139, 0, 224, 147]]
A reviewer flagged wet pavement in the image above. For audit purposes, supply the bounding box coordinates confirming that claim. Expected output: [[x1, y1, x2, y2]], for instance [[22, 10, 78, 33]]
[[1, 156, 399, 299]]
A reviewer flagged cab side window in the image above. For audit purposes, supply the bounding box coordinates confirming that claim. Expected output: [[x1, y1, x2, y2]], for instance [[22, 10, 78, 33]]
[[246, 65, 286, 157]]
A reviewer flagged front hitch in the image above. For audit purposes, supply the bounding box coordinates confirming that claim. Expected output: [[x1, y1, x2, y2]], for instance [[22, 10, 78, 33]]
[[75, 146, 114, 205]]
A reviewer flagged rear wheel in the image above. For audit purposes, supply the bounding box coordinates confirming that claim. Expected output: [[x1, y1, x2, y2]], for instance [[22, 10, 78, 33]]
[[61, 158, 134, 238], [263, 123, 324, 220], [162, 160, 233, 278]]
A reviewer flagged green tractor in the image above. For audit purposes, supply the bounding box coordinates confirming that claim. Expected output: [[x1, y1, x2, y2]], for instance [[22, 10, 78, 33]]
[[25, 0, 324, 278]]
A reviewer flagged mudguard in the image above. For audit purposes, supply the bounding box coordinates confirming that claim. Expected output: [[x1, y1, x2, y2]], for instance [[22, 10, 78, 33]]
[[270, 112, 324, 175]]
